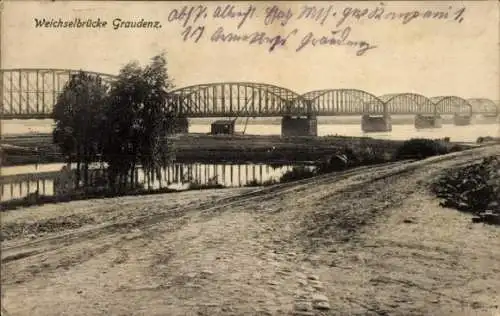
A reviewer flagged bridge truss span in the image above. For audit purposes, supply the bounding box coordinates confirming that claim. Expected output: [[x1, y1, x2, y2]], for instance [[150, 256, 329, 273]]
[[1, 68, 116, 119], [430, 96, 473, 116], [1, 68, 498, 120], [467, 98, 499, 117], [167, 82, 308, 117], [379, 93, 437, 115], [300, 89, 387, 116]]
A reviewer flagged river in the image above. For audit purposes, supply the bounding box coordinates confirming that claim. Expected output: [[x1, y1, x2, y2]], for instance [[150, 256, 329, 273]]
[[1, 163, 296, 202], [1, 118, 498, 202], [2, 117, 499, 142]]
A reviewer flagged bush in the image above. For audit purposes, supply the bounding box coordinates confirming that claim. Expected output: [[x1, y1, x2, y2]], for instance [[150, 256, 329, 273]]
[[315, 145, 391, 174], [477, 136, 499, 144], [394, 138, 450, 160], [279, 166, 316, 183], [449, 145, 465, 153], [432, 156, 500, 223], [317, 154, 349, 173]]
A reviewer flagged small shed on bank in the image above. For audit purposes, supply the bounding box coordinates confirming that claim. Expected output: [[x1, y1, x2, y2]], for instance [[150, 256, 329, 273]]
[[211, 120, 235, 135]]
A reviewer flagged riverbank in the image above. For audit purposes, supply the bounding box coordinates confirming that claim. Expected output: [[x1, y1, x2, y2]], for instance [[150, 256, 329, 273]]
[[1, 144, 499, 315], [2, 134, 410, 166], [2, 136, 471, 210], [2, 119, 498, 166], [5, 114, 495, 129]]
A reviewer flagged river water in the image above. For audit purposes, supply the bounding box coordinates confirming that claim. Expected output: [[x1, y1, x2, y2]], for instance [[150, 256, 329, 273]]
[[2, 117, 499, 141], [1, 163, 295, 202], [1, 118, 498, 202]]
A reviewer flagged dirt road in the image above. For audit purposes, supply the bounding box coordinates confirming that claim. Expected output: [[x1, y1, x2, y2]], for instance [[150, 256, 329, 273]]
[[1, 145, 499, 316]]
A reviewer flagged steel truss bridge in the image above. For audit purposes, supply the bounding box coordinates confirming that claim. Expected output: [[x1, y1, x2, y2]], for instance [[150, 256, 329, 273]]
[[1, 68, 498, 120]]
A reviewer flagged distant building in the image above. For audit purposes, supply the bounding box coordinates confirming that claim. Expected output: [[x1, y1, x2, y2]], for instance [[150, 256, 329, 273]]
[[210, 120, 235, 135]]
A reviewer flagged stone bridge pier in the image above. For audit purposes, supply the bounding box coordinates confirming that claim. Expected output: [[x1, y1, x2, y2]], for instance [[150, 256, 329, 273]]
[[477, 115, 498, 124], [361, 114, 392, 133], [453, 114, 472, 126], [414, 114, 442, 129], [281, 115, 318, 137]]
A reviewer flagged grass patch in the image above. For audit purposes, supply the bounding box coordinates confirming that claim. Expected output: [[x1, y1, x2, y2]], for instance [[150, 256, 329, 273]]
[[477, 136, 500, 144], [279, 166, 316, 183], [187, 182, 225, 190], [244, 179, 278, 187], [2, 137, 468, 210], [394, 138, 452, 160], [0, 181, 229, 212]]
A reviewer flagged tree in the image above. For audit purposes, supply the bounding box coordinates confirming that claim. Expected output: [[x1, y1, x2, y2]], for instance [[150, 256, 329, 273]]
[[100, 61, 144, 190], [139, 54, 176, 186], [101, 53, 177, 191], [53, 71, 109, 188]]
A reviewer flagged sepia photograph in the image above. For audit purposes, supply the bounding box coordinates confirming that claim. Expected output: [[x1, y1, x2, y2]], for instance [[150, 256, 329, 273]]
[[0, 1, 499, 315]]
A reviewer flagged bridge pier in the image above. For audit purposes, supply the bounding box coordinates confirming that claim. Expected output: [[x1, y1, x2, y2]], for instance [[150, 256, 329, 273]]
[[453, 114, 472, 126], [281, 115, 317, 137], [414, 114, 442, 129], [476, 115, 498, 124], [361, 114, 392, 133]]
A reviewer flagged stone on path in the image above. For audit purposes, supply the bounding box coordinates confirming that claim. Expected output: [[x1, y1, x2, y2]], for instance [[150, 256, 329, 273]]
[[311, 293, 329, 303], [294, 300, 313, 312], [297, 279, 308, 286], [307, 275, 320, 281], [313, 300, 331, 310], [310, 280, 324, 290], [294, 290, 310, 298], [200, 270, 213, 278]]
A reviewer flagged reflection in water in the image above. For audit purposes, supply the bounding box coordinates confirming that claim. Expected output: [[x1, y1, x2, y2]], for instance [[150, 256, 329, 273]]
[[0, 163, 293, 202]]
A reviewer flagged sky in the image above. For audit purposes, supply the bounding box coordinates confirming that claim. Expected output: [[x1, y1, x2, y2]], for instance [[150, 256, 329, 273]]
[[2, 1, 499, 100]]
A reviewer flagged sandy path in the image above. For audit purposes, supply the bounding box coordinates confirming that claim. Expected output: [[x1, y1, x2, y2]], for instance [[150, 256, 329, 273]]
[[1, 145, 499, 316]]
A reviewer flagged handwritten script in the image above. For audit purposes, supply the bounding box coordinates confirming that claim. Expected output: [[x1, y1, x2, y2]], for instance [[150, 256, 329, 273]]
[[167, 3, 467, 56]]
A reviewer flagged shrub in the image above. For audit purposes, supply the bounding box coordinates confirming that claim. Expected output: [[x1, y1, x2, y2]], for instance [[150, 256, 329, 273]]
[[449, 145, 465, 153], [477, 136, 499, 144], [317, 154, 349, 173], [432, 156, 500, 219], [356, 146, 388, 164], [279, 166, 316, 183], [394, 138, 449, 160]]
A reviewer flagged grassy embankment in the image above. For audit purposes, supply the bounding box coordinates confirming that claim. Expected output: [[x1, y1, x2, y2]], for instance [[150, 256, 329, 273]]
[[3, 133, 401, 166], [1, 137, 470, 211], [247, 138, 470, 186], [0, 133, 474, 166]]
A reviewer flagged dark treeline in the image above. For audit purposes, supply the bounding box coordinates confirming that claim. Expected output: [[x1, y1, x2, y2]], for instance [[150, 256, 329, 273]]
[[52, 53, 180, 192]]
